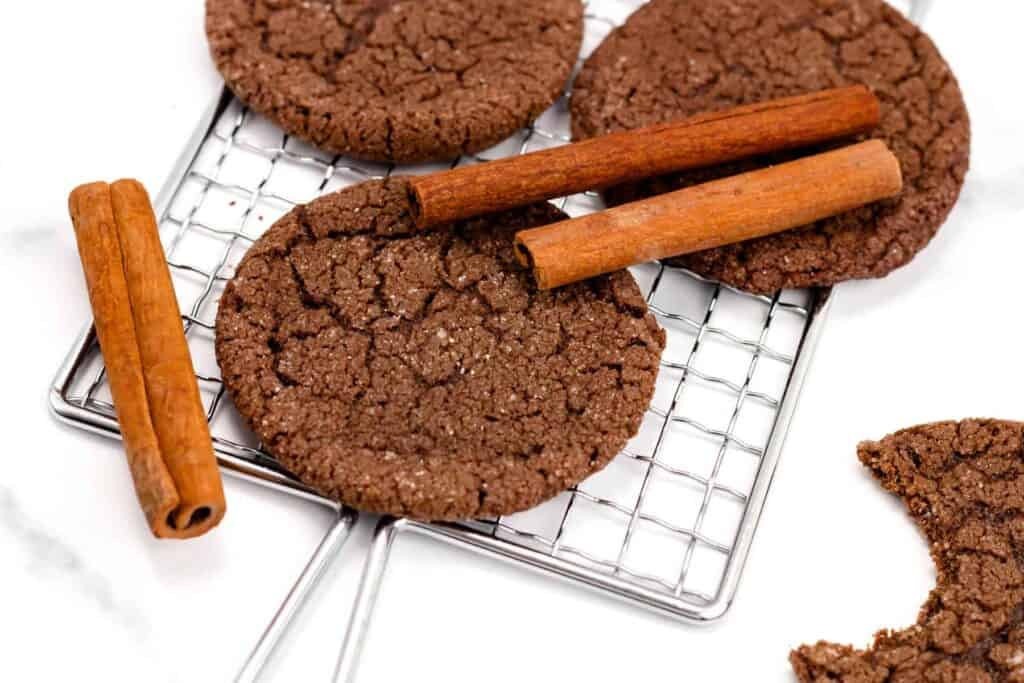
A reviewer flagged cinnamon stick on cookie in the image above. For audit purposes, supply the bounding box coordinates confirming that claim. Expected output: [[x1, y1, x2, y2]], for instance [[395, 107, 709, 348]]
[[515, 140, 903, 290], [69, 180, 226, 539], [409, 86, 880, 227]]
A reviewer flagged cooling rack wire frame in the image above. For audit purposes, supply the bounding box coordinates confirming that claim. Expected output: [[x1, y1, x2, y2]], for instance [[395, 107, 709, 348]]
[[46, 0, 932, 681]]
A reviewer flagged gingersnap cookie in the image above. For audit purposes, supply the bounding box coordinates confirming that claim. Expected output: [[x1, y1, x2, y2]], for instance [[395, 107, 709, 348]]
[[792, 419, 1024, 682], [206, 0, 582, 164], [572, 0, 970, 293], [215, 178, 665, 520]]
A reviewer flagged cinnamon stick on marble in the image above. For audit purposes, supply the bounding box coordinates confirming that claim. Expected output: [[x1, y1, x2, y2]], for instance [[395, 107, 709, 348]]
[[514, 140, 903, 290], [69, 180, 226, 539], [409, 85, 880, 228], [68, 183, 180, 534]]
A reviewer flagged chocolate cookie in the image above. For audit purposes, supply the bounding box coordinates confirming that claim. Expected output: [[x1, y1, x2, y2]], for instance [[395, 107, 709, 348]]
[[215, 179, 665, 520], [571, 0, 970, 293], [792, 419, 1024, 682], [206, 0, 582, 163]]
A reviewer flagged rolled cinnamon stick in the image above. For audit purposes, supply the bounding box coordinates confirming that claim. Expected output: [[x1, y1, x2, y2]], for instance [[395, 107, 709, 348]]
[[69, 183, 181, 534], [410, 85, 880, 228], [69, 180, 226, 539], [514, 140, 903, 290], [109, 179, 226, 536]]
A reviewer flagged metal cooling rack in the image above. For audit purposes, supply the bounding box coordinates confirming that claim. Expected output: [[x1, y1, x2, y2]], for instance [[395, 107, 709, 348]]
[[335, 0, 933, 676], [49, 0, 931, 680]]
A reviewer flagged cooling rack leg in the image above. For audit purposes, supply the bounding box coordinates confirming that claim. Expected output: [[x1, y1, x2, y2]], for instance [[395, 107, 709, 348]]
[[332, 517, 402, 683], [234, 508, 357, 683]]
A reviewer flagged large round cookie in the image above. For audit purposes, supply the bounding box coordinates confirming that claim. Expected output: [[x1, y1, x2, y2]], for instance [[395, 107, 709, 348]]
[[572, 0, 970, 293], [792, 419, 1024, 682], [206, 0, 582, 164], [215, 179, 665, 520]]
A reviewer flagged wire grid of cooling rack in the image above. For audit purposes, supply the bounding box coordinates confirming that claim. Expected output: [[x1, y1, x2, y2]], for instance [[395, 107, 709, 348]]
[[48, 0, 932, 679], [460, 267, 817, 603]]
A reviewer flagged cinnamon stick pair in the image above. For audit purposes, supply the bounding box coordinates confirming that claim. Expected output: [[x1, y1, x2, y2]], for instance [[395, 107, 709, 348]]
[[69, 180, 226, 539], [407, 85, 902, 290]]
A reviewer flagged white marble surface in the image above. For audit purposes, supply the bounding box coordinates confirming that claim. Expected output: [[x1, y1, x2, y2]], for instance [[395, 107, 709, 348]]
[[2, 1, 1023, 681]]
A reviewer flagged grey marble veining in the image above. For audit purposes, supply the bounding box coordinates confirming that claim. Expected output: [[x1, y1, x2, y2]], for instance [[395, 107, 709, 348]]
[[0, 224, 56, 250], [0, 487, 151, 639]]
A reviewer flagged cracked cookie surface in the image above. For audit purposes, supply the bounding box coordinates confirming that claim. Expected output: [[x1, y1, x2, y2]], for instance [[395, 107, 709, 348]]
[[571, 0, 969, 293], [214, 179, 665, 520], [205, 0, 582, 163], [792, 419, 1024, 683]]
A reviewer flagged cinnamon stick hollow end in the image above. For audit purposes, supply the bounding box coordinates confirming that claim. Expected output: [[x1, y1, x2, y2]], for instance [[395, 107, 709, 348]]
[[513, 237, 555, 290]]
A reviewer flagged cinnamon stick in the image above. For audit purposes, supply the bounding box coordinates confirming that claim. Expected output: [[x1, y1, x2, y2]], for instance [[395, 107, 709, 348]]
[[409, 85, 880, 228], [514, 140, 903, 290], [69, 180, 226, 539], [68, 183, 181, 534]]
